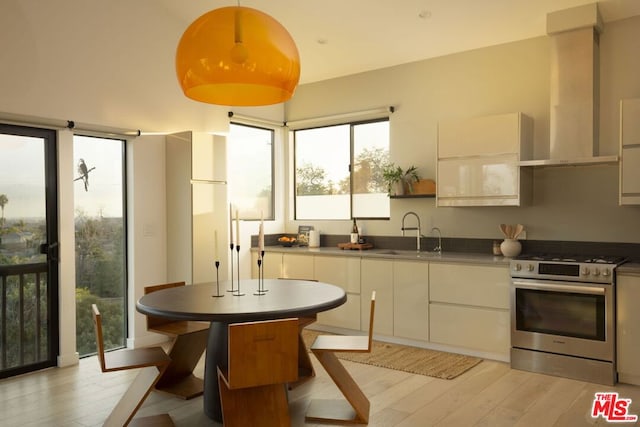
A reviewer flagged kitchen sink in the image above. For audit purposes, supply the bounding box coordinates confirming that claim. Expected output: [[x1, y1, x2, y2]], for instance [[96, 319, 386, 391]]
[[374, 249, 442, 258]]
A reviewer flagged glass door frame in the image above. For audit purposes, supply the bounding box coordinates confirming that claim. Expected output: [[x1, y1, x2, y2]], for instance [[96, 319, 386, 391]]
[[0, 123, 59, 378]]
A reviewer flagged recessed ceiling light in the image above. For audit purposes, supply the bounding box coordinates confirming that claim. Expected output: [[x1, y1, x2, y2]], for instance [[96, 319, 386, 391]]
[[317, 37, 328, 45], [418, 10, 431, 19]]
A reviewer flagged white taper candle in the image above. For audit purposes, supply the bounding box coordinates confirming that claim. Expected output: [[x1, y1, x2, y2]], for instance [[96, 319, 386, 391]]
[[229, 204, 234, 245], [214, 229, 219, 260], [235, 209, 240, 245]]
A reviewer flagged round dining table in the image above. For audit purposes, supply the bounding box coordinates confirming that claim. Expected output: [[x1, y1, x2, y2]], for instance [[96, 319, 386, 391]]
[[136, 278, 347, 422]]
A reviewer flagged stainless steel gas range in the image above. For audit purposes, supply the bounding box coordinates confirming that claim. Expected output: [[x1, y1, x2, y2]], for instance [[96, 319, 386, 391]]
[[510, 254, 627, 385]]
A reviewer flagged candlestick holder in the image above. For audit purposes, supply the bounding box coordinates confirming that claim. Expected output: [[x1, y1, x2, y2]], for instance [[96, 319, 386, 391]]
[[260, 250, 268, 293], [233, 244, 245, 296], [212, 260, 224, 297], [227, 243, 235, 292], [254, 257, 266, 295]]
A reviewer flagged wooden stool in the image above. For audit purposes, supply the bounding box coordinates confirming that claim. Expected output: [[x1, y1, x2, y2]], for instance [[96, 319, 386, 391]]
[[305, 291, 376, 424], [144, 282, 210, 399], [92, 304, 174, 427]]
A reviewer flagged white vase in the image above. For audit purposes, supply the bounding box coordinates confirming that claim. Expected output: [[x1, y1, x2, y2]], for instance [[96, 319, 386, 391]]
[[394, 181, 404, 196], [500, 239, 522, 257]]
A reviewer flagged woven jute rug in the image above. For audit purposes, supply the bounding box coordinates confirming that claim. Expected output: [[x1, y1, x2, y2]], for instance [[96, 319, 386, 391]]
[[302, 329, 482, 380]]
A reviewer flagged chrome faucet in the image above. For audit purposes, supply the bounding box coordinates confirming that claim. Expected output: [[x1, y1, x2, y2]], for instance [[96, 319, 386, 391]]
[[431, 227, 442, 253], [401, 211, 421, 252]]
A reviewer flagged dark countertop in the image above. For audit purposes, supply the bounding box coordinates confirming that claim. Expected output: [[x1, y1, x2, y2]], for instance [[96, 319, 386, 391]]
[[252, 246, 510, 266], [618, 262, 640, 275]]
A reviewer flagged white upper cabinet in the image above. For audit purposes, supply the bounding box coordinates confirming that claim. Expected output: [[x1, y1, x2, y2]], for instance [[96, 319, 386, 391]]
[[437, 112, 533, 207], [438, 113, 527, 157], [620, 98, 640, 205]]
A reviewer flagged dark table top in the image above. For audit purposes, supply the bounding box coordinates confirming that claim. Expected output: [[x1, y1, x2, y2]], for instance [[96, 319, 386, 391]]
[[136, 279, 347, 323]]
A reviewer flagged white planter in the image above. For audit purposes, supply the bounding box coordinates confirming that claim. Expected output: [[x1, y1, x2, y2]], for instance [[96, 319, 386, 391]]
[[394, 181, 404, 196], [500, 239, 522, 257]]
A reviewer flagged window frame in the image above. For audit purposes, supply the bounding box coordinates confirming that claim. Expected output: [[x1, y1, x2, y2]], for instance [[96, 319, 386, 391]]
[[227, 122, 275, 221], [73, 133, 128, 356], [293, 117, 390, 221]]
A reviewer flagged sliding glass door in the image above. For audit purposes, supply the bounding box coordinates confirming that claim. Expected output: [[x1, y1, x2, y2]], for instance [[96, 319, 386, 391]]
[[0, 124, 59, 379]]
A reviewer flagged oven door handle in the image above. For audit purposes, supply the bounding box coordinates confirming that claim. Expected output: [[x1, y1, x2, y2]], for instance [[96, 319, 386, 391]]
[[512, 280, 606, 295]]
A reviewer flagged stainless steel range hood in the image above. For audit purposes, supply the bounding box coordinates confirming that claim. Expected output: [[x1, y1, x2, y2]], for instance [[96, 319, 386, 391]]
[[520, 3, 618, 167]]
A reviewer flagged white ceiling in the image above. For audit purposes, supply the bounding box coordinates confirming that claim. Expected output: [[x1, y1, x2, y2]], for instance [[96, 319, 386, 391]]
[[161, 0, 640, 84]]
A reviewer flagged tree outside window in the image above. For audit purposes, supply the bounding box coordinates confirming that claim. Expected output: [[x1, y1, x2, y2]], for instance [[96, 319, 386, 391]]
[[295, 119, 389, 219]]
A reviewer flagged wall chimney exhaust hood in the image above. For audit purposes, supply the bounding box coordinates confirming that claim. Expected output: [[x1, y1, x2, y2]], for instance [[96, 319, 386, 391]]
[[520, 3, 618, 167]]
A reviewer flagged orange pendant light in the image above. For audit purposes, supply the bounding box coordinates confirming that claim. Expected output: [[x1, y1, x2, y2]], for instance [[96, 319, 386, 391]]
[[176, 6, 300, 106]]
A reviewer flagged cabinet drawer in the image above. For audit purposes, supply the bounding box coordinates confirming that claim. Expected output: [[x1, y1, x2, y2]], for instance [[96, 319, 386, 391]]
[[430, 303, 510, 356], [430, 263, 509, 309]]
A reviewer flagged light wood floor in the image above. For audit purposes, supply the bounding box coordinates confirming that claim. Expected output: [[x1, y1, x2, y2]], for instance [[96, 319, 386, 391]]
[[1, 350, 639, 427]]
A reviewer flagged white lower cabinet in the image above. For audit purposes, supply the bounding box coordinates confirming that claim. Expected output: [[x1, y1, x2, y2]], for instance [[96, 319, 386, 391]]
[[361, 259, 429, 341], [429, 262, 510, 358], [314, 255, 361, 330], [281, 253, 314, 279], [251, 251, 511, 360], [430, 304, 510, 355], [617, 273, 640, 385], [393, 261, 429, 341], [361, 259, 394, 336], [251, 252, 282, 279]]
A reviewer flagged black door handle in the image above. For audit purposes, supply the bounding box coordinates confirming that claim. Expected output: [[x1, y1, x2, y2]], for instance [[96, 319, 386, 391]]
[[39, 242, 59, 262]]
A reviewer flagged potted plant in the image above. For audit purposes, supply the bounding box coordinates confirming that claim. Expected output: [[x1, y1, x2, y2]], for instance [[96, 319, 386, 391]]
[[383, 164, 420, 195], [402, 165, 420, 194], [382, 164, 404, 195]]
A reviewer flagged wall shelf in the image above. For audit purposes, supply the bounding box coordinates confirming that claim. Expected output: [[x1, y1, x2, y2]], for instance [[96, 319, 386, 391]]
[[390, 194, 436, 199]]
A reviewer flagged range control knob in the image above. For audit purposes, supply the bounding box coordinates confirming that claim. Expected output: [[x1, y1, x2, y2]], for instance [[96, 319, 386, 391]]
[[527, 264, 535, 272], [603, 268, 611, 277], [582, 267, 590, 276], [593, 268, 600, 277], [513, 263, 522, 272]]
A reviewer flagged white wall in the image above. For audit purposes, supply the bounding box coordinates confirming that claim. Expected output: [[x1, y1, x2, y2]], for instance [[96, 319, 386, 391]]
[[284, 16, 640, 244], [57, 130, 78, 367], [127, 135, 169, 347]]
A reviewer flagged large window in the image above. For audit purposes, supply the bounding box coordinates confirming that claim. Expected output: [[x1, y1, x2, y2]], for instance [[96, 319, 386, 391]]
[[73, 135, 126, 357], [227, 123, 274, 220], [294, 119, 389, 220]]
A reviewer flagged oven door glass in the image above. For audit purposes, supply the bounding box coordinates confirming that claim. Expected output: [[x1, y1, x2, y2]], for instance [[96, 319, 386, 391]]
[[515, 288, 605, 341]]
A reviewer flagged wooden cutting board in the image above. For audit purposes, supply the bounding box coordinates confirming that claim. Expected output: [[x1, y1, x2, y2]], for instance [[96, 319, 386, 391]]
[[338, 242, 374, 250]]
